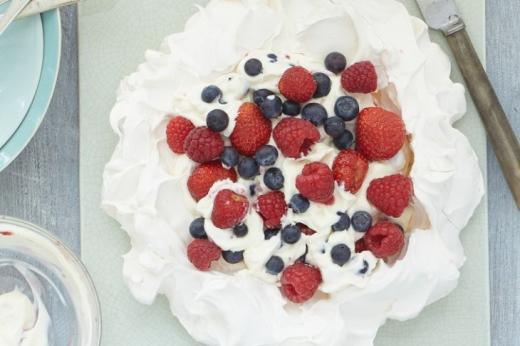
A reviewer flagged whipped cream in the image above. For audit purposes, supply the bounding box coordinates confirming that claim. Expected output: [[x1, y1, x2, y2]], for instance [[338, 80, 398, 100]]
[[102, 0, 484, 345]]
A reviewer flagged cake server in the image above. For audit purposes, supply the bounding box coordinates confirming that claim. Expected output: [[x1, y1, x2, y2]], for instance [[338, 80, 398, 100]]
[[0, 0, 32, 37], [416, 0, 520, 208]]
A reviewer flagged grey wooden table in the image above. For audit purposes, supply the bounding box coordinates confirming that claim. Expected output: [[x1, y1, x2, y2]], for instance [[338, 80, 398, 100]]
[[0, 2, 518, 345]]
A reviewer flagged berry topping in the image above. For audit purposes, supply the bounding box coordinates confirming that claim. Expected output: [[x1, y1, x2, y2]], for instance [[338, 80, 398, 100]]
[[281, 224, 301, 244], [187, 161, 238, 201], [201, 85, 221, 103], [356, 107, 406, 161], [166, 116, 195, 154], [256, 191, 288, 229], [264, 228, 280, 240], [189, 217, 207, 239], [341, 61, 378, 94], [332, 212, 350, 232], [278, 66, 317, 103], [351, 211, 372, 233], [273, 118, 320, 159], [282, 101, 301, 116], [324, 116, 346, 138], [324, 52, 347, 74], [301, 103, 328, 126], [366, 174, 413, 217], [222, 250, 244, 264], [330, 244, 351, 266], [364, 221, 405, 258], [266, 256, 284, 275], [230, 103, 272, 156], [332, 149, 369, 194], [296, 162, 335, 204], [297, 223, 316, 235], [187, 239, 221, 271], [312, 72, 332, 98], [355, 238, 368, 253], [220, 146, 239, 168], [254, 145, 278, 166], [211, 189, 249, 229], [253, 89, 274, 106], [244, 58, 263, 76], [238, 157, 260, 179], [267, 53, 277, 62], [260, 95, 283, 119], [206, 109, 229, 132], [233, 223, 248, 238], [263, 167, 284, 190], [289, 194, 310, 214], [334, 96, 359, 121], [281, 263, 322, 303], [333, 130, 354, 150], [184, 127, 224, 163]]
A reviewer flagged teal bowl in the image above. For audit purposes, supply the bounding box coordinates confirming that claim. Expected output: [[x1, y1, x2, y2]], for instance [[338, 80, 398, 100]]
[[0, 10, 61, 171]]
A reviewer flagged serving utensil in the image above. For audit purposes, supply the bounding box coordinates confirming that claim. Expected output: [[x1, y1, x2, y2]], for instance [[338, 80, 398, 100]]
[[0, 0, 32, 36], [417, 0, 520, 209]]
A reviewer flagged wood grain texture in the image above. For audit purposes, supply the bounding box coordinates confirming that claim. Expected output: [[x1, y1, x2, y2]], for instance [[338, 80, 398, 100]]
[[487, 0, 520, 345]]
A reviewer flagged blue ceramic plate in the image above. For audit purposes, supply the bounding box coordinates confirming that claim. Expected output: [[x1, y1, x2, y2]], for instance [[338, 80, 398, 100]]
[[0, 10, 61, 171]]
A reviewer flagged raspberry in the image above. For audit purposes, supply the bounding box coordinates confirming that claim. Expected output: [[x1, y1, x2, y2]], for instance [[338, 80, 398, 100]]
[[166, 116, 195, 154], [332, 150, 369, 194], [230, 103, 272, 156], [355, 238, 368, 253], [211, 189, 249, 229], [255, 191, 288, 229], [296, 162, 335, 204], [187, 162, 238, 201], [281, 263, 322, 303], [356, 107, 406, 161], [364, 222, 405, 258], [273, 118, 320, 159], [341, 61, 377, 94], [297, 223, 316, 236], [184, 127, 224, 163], [278, 66, 317, 103], [366, 174, 413, 217], [187, 239, 221, 271]]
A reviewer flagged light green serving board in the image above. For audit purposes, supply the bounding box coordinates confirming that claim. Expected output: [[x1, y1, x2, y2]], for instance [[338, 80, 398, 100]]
[[79, 1, 489, 345]]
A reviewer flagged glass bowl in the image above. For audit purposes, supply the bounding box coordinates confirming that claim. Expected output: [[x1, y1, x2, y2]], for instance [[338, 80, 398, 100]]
[[0, 216, 101, 345]]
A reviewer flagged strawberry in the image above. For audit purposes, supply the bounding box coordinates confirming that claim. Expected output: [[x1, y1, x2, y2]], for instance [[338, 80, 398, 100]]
[[273, 118, 320, 159], [187, 162, 238, 201], [364, 222, 405, 258], [187, 239, 221, 271], [281, 263, 322, 303], [211, 189, 249, 229], [230, 103, 272, 156], [297, 223, 316, 236], [255, 191, 287, 229], [278, 66, 317, 103], [295, 162, 335, 204], [341, 61, 377, 94], [366, 174, 413, 217], [184, 126, 224, 163], [355, 107, 406, 161], [332, 150, 369, 194], [166, 116, 194, 154]]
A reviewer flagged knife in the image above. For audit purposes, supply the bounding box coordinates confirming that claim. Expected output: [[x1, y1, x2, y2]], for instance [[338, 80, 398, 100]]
[[416, 0, 520, 209], [0, 0, 32, 36]]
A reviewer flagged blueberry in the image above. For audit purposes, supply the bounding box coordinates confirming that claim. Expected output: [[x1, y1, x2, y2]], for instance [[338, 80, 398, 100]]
[[282, 101, 301, 116], [220, 146, 239, 168], [253, 89, 274, 106], [332, 212, 351, 232], [333, 130, 354, 150], [244, 58, 263, 76], [238, 157, 260, 179], [334, 96, 359, 121], [249, 184, 257, 196], [201, 85, 222, 103], [302, 103, 328, 126], [313, 72, 332, 98], [260, 95, 283, 119], [289, 194, 310, 214], [331, 244, 351, 266], [264, 228, 280, 239], [358, 260, 369, 274], [263, 167, 284, 190], [265, 256, 284, 275], [254, 145, 278, 166], [233, 223, 248, 237], [297, 245, 309, 263], [206, 109, 229, 132], [189, 217, 207, 239], [325, 52, 347, 74], [281, 224, 301, 244], [352, 211, 372, 232], [222, 250, 244, 264], [324, 116, 346, 138], [267, 53, 277, 62]]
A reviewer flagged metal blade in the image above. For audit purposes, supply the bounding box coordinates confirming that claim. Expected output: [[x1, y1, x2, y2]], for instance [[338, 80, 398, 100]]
[[415, 0, 465, 35]]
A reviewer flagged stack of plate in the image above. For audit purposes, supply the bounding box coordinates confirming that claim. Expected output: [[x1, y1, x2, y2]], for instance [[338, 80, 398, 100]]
[[0, 3, 61, 172]]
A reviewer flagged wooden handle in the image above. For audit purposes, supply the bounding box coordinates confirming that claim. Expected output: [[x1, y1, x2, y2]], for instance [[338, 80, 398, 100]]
[[447, 28, 520, 209]]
